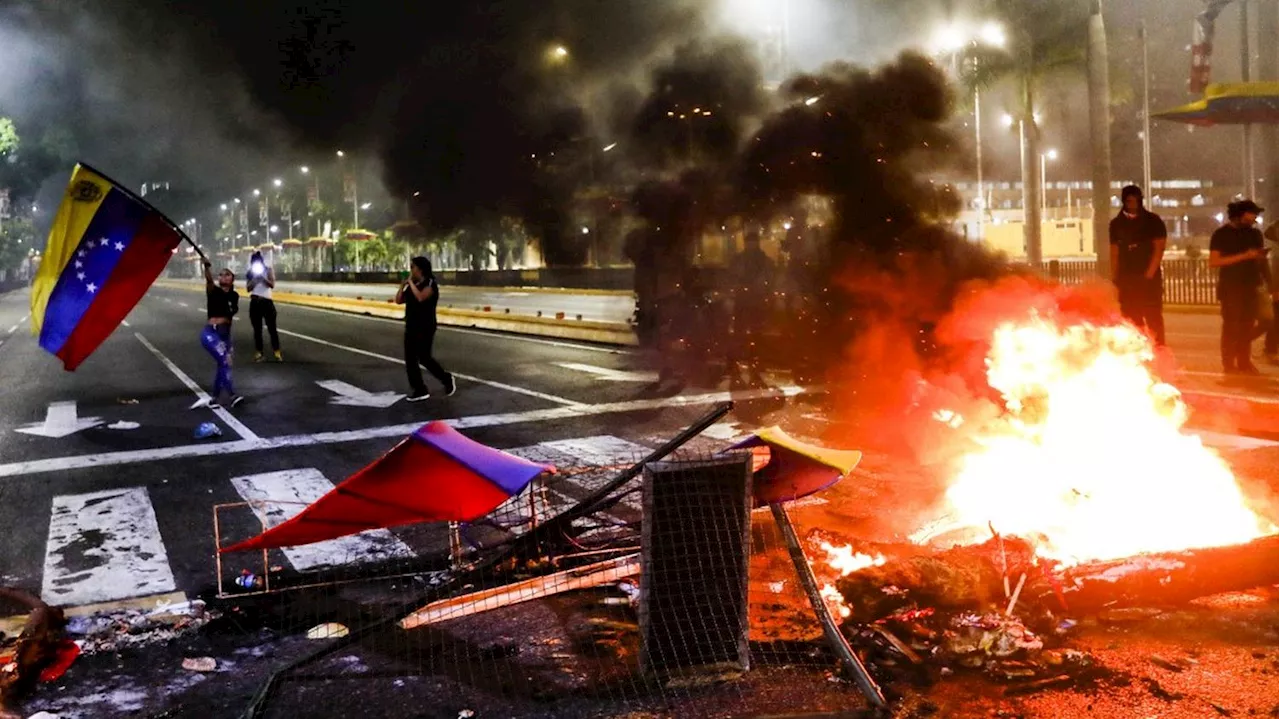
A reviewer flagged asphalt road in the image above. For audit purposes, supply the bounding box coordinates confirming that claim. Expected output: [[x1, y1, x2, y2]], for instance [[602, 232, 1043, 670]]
[[275, 279, 635, 323], [0, 284, 1273, 618], [0, 286, 766, 616]]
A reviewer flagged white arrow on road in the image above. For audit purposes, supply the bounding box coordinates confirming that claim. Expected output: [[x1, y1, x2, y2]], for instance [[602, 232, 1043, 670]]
[[554, 362, 659, 383], [316, 380, 405, 408], [16, 401, 105, 438]]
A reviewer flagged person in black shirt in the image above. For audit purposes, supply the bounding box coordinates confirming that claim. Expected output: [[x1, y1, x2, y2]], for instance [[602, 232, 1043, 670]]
[[201, 260, 244, 408], [1208, 200, 1273, 375], [395, 256, 456, 401], [1109, 185, 1167, 346]]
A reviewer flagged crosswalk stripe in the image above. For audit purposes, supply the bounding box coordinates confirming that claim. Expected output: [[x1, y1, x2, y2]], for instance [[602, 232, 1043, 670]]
[[42, 487, 177, 607], [229, 468, 415, 572], [538, 435, 651, 466]]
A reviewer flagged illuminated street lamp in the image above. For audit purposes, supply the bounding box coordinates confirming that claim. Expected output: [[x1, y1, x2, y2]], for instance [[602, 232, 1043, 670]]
[[272, 178, 283, 188], [1040, 148, 1058, 214]]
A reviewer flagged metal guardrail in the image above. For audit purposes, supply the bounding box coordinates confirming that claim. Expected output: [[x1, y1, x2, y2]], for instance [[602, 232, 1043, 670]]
[[1042, 257, 1216, 306]]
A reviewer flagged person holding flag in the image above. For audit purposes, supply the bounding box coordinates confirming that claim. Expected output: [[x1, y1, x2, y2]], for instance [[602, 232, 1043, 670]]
[[30, 164, 185, 371], [201, 259, 245, 408]]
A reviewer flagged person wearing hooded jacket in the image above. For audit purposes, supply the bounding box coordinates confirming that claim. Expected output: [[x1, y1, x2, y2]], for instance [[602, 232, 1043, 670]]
[[1109, 184, 1168, 346]]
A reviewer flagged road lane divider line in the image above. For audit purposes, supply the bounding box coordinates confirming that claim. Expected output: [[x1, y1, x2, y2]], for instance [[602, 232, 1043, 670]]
[[135, 332, 262, 441], [41, 487, 178, 607], [230, 468, 415, 571], [0, 385, 807, 478], [276, 328, 587, 408]]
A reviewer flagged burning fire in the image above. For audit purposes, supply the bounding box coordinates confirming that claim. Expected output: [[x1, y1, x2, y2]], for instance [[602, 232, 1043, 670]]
[[922, 315, 1270, 565], [817, 542, 886, 620]]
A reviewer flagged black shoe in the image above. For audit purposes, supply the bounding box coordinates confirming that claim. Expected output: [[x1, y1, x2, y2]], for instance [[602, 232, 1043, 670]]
[[1237, 362, 1262, 376], [444, 375, 457, 397], [407, 390, 430, 402], [230, 395, 246, 408]]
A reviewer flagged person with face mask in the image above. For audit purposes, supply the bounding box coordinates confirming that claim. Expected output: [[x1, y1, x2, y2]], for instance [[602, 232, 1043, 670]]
[[245, 250, 282, 362], [1208, 200, 1274, 375], [395, 256, 456, 401], [1109, 185, 1168, 346], [202, 259, 244, 408]]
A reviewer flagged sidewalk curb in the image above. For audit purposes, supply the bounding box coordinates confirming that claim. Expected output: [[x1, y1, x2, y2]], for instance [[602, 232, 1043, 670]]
[[1166, 305, 1219, 315], [155, 281, 638, 346]]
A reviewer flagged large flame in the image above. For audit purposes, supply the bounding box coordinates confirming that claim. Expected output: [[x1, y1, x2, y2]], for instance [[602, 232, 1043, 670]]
[[928, 315, 1269, 565]]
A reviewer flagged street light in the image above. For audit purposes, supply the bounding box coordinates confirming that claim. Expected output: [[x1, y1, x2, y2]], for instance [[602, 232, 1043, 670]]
[[272, 178, 283, 188], [360, 202, 372, 210], [300, 166, 309, 174], [252, 189, 261, 197], [220, 203, 227, 211], [336, 150, 344, 158], [979, 21, 1007, 48]]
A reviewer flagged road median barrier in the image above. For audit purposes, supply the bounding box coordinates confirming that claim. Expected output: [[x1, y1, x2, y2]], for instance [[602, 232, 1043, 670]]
[[1182, 389, 1279, 439], [155, 280, 637, 346]]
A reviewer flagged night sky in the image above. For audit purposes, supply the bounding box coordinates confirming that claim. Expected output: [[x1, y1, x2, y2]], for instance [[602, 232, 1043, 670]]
[[0, 0, 1274, 225]]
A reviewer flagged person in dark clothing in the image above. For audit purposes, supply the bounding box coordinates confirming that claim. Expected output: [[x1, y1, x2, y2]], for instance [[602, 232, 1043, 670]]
[[1208, 200, 1272, 375], [245, 251, 282, 362], [1263, 221, 1278, 364], [1109, 185, 1168, 346], [201, 259, 244, 408], [395, 256, 456, 401]]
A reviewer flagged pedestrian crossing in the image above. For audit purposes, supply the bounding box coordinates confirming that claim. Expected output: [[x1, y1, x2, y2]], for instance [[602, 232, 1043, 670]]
[[29, 426, 748, 609]]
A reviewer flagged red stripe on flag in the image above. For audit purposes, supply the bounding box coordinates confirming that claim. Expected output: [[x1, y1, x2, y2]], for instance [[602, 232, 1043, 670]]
[[56, 214, 181, 370]]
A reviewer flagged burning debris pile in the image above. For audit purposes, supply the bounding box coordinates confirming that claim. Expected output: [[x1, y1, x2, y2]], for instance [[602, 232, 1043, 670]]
[[780, 278, 1280, 700]]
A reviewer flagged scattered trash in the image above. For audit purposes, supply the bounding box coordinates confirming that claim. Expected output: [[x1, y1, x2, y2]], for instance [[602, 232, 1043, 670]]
[[1149, 654, 1190, 673], [181, 657, 216, 672], [193, 422, 222, 440], [234, 570, 262, 590], [269, 565, 285, 573], [65, 602, 218, 656], [306, 623, 350, 640], [106, 421, 140, 430], [116, 398, 139, 405], [27, 712, 61, 719], [37, 640, 80, 682], [616, 580, 640, 607], [458, 710, 475, 719]]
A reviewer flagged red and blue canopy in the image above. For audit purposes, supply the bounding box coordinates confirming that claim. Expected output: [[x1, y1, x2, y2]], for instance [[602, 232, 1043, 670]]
[[221, 422, 555, 553], [1153, 81, 1279, 127]]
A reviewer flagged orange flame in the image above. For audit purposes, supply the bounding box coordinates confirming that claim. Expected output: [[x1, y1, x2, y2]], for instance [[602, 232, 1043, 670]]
[[931, 316, 1270, 565]]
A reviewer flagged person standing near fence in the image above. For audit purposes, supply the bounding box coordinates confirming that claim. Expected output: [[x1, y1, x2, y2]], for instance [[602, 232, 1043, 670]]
[[1208, 200, 1272, 376], [396, 256, 456, 402], [1109, 185, 1167, 346], [245, 251, 282, 362]]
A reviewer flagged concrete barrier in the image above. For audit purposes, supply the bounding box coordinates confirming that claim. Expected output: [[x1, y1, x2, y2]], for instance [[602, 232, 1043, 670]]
[[155, 281, 638, 346]]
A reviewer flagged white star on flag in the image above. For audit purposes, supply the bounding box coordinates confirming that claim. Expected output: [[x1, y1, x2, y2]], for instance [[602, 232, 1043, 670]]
[[74, 260, 83, 269], [77, 250, 86, 258], [86, 282, 98, 293], [77, 272, 85, 281], [114, 241, 125, 251], [100, 237, 109, 246]]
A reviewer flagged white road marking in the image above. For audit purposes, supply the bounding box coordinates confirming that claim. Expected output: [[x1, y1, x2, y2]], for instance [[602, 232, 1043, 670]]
[[134, 332, 262, 441], [539, 435, 651, 465], [177, 302, 189, 308], [0, 385, 805, 477], [15, 401, 104, 438], [122, 319, 130, 327], [229, 468, 415, 571], [41, 487, 176, 606], [278, 328, 586, 408], [315, 379, 404, 408], [701, 421, 747, 441], [555, 362, 658, 382]]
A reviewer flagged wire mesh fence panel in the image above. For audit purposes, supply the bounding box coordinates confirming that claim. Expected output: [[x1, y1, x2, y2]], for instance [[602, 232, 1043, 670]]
[[221, 409, 881, 719]]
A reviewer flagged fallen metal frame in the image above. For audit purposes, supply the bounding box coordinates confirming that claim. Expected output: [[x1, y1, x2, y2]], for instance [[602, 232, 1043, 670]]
[[238, 401, 734, 719]]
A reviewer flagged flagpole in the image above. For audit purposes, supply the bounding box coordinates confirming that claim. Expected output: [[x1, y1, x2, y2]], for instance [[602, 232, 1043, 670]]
[[75, 162, 210, 263]]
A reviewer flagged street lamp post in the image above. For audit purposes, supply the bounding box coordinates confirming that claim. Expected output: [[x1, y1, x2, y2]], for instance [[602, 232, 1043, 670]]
[[1040, 148, 1058, 217]]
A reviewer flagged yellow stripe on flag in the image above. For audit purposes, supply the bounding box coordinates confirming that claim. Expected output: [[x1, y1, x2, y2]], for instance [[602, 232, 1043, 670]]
[[30, 165, 113, 335]]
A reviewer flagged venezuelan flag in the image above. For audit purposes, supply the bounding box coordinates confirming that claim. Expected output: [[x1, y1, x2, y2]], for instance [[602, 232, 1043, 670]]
[[30, 164, 184, 371]]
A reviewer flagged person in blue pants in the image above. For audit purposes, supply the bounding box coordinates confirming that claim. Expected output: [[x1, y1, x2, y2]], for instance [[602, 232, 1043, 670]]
[[202, 259, 244, 409]]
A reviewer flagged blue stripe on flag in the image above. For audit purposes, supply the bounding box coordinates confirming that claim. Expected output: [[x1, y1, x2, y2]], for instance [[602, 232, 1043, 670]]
[[39, 188, 150, 355]]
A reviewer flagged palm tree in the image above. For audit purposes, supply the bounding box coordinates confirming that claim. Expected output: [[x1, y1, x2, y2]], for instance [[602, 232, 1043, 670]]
[[960, 0, 1090, 267]]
